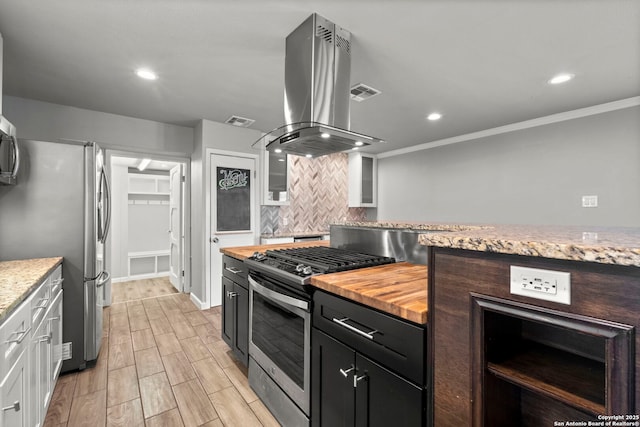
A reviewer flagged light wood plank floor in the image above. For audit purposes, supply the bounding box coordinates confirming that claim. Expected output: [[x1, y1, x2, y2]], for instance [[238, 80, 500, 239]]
[[44, 293, 280, 426], [111, 277, 178, 303]]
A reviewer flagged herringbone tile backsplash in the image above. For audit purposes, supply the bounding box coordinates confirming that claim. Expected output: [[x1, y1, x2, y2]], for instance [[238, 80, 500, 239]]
[[261, 153, 367, 234]]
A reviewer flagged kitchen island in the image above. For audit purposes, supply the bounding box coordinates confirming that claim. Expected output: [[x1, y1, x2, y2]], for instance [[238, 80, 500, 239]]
[[336, 221, 640, 425], [223, 222, 640, 426]]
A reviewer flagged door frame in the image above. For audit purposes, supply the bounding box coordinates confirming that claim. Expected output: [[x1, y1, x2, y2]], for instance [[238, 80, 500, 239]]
[[104, 149, 191, 305], [169, 164, 184, 292], [204, 148, 260, 308]]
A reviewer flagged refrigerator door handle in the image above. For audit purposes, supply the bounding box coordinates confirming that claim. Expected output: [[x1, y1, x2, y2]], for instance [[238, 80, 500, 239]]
[[101, 167, 111, 242], [10, 135, 20, 178], [96, 271, 111, 288], [97, 167, 111, 243]]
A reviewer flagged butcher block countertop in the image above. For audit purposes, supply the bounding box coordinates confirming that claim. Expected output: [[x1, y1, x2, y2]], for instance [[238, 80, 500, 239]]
[[221, 241, 428, 324], [311, 262, 428, 325], [0, 257, 63, 323], [220, 240, 329, 260]]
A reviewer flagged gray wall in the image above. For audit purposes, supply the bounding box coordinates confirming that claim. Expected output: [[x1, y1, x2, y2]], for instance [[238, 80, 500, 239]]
[[377, 106, 640, 227], [3, 95, 194, 154], [189, 119, 262, 304]]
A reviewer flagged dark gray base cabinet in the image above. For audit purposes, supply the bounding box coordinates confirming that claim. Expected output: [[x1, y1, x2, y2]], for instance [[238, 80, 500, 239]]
[[311, 290, 427, 427], [312, 329, 424, 427], [221, 255, 249, 367]]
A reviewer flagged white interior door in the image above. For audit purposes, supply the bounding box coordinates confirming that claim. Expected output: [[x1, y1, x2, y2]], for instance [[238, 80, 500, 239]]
[[210, 153, 257, 306], [169, 164, 183, 291]]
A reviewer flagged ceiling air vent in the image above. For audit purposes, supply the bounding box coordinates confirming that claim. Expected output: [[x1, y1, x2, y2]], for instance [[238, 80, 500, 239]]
[[225, 115, 255, 127], [350, 83, 381, 102]]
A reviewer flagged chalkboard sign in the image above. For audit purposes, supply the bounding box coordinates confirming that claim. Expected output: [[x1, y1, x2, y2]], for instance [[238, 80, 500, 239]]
[[216, 167, 251, 232]]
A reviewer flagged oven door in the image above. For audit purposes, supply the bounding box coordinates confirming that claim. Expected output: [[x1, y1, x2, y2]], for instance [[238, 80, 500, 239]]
[[248, 274, 311, 415]]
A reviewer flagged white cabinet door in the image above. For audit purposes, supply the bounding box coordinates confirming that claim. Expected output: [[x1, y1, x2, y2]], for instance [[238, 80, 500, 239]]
[[348, 152, 377, 207], [30, 316, 51, 427], [49, 291, 63, 383], [0, 349, 28, 427]]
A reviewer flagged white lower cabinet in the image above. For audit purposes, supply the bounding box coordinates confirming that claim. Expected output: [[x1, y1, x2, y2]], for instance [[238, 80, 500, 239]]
[[0, 264, 63, 427], [49, 292, 63, 384], [0, 348, 28, 427]]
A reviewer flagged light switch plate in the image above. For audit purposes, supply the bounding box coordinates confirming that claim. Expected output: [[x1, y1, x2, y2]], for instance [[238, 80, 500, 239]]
[[510, 266, 571, 305]]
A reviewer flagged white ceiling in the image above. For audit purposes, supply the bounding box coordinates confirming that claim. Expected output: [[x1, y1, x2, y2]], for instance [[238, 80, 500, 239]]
[[0, 0, 638, 155]]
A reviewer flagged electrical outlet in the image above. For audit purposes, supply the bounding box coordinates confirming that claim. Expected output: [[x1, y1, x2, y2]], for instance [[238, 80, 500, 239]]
[[510, 266, 571, 304], [283, 217, 288, 226], [582, 195, 598, 207]]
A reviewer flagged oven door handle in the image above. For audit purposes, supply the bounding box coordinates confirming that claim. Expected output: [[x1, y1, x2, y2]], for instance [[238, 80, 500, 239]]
[[248, 276, 309, 312]]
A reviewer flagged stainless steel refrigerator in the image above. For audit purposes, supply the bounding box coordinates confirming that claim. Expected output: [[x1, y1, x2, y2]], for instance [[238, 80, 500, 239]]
[[0, 138, 111, 372]]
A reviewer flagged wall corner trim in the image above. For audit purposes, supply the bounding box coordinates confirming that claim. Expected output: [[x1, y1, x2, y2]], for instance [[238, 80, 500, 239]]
[[190, 292, 208, 310], [377, 96, 640, 159]]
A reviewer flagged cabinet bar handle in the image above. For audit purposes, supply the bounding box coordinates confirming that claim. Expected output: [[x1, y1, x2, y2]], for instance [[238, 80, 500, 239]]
[[2, 401, 20, 412], [5, 327, 32, 344], [225, 267, 242, 274], [227, 291, 237, 299], [339, 366, 355, 378], [33, 302, 49, 310], [354, 374, 368, 388], [332, 317, 378, 340], [38, 333, 52, 344]]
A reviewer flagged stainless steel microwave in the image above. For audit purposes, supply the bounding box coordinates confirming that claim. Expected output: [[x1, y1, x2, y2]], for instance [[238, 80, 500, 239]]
[[0, 115, 19, 185]]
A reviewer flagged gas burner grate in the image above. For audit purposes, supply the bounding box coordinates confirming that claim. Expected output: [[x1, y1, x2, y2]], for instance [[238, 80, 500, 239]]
[[265, 246, 395, 273]]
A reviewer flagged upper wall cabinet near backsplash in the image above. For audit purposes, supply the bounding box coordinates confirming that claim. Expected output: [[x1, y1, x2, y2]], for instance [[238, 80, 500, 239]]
[[348, 152, 377, 207], [261, 149, 289, 206]]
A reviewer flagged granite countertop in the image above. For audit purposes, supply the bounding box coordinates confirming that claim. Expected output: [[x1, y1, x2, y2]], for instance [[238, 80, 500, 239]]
[[335, 221, 640, 267], [0, 257, 63, 323]]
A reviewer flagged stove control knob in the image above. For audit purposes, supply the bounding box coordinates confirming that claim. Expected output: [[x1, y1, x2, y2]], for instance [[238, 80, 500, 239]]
[[295, 264, 305, 272], [302, 266, 314, 276], [252, 252, 266, 261]]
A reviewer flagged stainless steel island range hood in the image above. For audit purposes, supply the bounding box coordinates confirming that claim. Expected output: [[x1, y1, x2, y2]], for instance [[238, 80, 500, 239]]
[[254, 13, 384, 157]]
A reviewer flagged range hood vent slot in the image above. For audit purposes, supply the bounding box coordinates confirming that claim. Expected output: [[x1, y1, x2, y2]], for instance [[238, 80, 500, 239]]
[[316, 22, 333, 43]]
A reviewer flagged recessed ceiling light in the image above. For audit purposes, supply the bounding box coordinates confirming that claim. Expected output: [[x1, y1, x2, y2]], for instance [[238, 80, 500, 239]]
[[320, 133, 330, 139], [352, 147, 359, 151], [354, 141, 364, 146], [136, 68, 158, 80], [278, 159, 285, 162], [305, 154, 313, 158], [548, 73, 575, 85], [427, 112, 442, 121], [274, 148, 282, 153]]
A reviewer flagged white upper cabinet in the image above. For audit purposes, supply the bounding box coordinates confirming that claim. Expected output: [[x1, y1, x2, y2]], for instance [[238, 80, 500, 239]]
[[261, 149, 289, 206], [348, 152, 377, 207]]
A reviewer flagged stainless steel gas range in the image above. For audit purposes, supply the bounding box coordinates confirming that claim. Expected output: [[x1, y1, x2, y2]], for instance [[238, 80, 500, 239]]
[[244, 246, 395, 426]]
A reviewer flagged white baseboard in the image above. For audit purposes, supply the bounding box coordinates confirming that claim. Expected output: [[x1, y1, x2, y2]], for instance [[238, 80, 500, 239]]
[[112, 272, 170, 283], [190, 292, 208, 310]]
